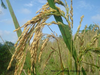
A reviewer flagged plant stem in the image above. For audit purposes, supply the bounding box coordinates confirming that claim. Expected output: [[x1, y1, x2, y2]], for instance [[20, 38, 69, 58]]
[[6, 0, 22, 37]]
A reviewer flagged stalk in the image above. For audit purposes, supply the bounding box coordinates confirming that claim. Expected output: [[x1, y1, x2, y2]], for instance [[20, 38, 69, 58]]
[[6, 0, 22, 37]]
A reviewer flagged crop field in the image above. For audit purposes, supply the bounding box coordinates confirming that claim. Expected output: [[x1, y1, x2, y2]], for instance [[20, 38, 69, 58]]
[[0, 0, 100, 75]]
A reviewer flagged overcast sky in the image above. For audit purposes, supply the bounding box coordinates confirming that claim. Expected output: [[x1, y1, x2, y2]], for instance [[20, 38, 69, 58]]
[[0, 0, 100, 43]]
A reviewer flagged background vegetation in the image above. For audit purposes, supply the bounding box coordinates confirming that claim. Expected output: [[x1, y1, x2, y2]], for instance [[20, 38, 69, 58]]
[[0, 24, 100, 75], [0, 41, 15, 75]]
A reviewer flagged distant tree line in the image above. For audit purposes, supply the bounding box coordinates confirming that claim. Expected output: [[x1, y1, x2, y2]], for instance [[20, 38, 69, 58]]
[[80, 24, 99, 33], [58, 24, 100, 39], [0, 41, 15, 75]]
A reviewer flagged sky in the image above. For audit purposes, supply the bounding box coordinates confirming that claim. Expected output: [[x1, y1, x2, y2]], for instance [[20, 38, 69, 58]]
[[0, 0, 100, 43]]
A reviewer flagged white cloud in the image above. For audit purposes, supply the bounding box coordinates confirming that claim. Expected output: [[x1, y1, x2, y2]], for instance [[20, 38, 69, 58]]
[[24, 3, 33, 7], [24, 1, 33, 7], [91, 14, 100, 22], [19, 19, 29, 26], [0, 30, 3, 36], [0, 19, 13, 25], [0, 30, 18, 43], [0, 11, 2, 14], [4, 30, 10, 35], [19, 8, 31, 14], [0, 7, 5, 16], [0, 7, 3, 14], [38, 0, 47, 3], [77, 0, 94, 10]]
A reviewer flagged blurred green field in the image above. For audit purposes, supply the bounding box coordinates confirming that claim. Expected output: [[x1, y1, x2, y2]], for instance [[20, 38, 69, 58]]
[[21, 29, 100, 75]]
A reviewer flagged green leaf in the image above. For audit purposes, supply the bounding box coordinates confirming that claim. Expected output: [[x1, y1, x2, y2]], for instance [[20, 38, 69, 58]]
[[81, 67, 87, 75], [1, 0, 7, 9], [6, 0, 22, 37]]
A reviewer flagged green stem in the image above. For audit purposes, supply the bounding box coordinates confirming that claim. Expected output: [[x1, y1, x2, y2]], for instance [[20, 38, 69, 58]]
[[6, 0, 22, 37]]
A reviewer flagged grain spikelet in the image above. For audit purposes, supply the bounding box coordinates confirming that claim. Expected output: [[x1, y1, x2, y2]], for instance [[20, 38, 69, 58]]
[[38, 38, 49, 62], [74, 15, 84, 40], [70, 0, 73, 28], [14, 53, 26, 75], [54, 0, 64, 6], [43, 50, 55, 69]]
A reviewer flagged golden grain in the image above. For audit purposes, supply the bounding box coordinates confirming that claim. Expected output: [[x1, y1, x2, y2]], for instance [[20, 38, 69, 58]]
[[38, 38, 49, 62], [70, 0, 73, 28]]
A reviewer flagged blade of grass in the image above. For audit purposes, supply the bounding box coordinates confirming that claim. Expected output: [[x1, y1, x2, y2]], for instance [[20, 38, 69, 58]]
[[81, 67, 86, 75], [1, 0, 7, 9], [55, 68, 70, 75], [6, 0, 22, 37]]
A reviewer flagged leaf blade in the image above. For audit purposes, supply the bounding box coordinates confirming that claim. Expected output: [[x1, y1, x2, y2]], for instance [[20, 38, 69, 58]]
[[6, 0, 22, 37]]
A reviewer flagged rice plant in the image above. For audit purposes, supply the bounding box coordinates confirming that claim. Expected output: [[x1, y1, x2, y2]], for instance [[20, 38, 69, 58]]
[[6, 0, 100, 75]]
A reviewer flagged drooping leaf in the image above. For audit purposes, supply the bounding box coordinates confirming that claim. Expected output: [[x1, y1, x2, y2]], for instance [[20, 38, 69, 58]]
[[6, 0, 22, 37], [1, 0, 7, 9]]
